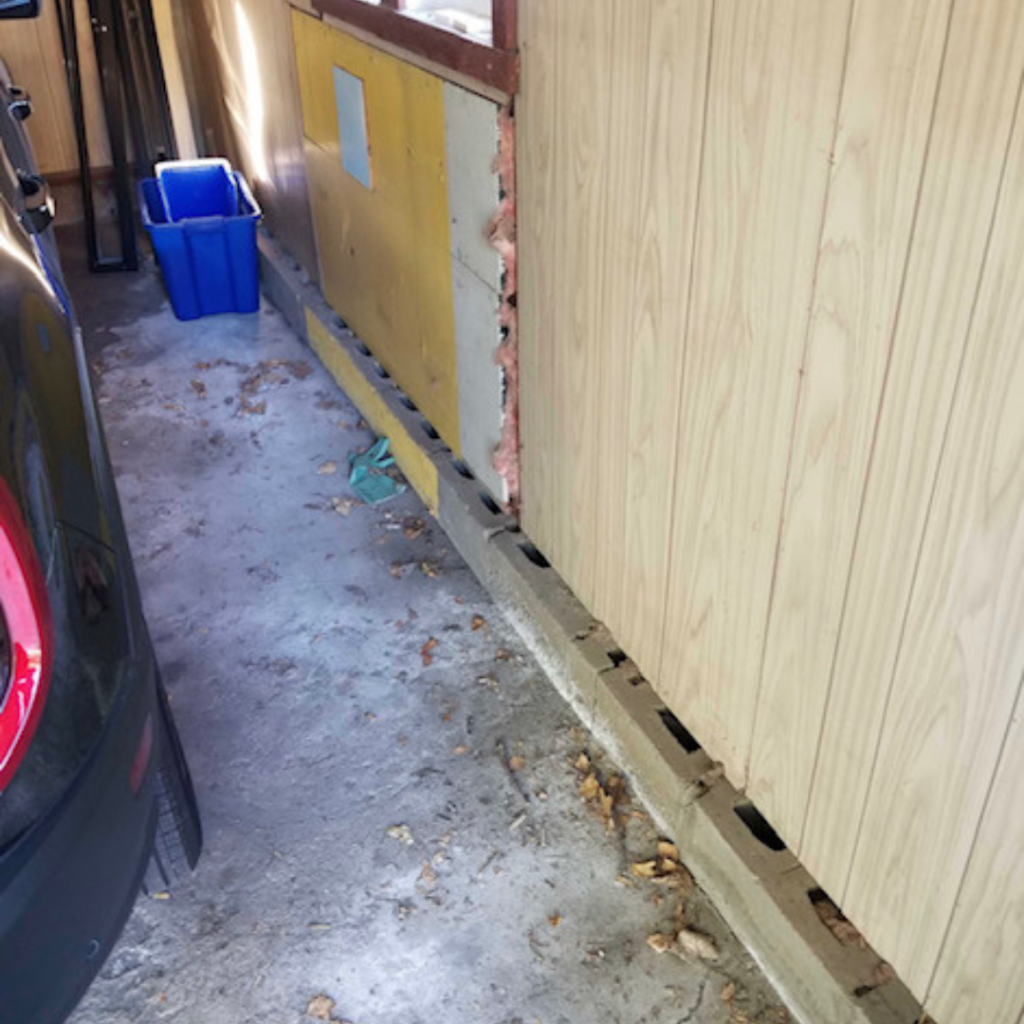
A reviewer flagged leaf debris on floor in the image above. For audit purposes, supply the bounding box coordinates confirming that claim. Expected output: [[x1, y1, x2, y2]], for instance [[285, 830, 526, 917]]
[[421, 637, 439, 666], [306, 993, 352, 1024]]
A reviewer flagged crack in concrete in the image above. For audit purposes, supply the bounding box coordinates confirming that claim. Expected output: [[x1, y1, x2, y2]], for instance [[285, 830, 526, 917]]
[[678, 976, 709, 1024]]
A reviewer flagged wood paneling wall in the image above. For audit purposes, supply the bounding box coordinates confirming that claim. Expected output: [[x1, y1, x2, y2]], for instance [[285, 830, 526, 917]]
[[518, 2, 1024, 1021], [180, 0, 320, 282], [0, 0, 110, 173]]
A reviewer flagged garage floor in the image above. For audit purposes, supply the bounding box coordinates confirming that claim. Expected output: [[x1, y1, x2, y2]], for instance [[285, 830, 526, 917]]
[[61, 240, 788, 1024]]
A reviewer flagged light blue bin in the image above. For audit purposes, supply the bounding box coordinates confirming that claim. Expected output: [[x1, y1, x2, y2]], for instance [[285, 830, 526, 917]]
[[140, 159, 261, 321]]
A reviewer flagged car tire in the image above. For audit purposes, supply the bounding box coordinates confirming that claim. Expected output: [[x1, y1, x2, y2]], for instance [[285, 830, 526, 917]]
[[142, 683, 202, 894]]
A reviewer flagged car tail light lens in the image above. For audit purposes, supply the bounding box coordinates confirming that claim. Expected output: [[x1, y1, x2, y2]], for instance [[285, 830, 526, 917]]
[[0, 479, 52, 792]]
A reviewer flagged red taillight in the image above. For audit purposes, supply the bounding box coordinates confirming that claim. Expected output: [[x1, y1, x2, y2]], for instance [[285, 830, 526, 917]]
[[0, 479, 52, 792]]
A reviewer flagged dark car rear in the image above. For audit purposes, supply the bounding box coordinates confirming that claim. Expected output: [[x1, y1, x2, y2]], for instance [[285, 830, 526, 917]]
[[0, 45, 200, 1024]]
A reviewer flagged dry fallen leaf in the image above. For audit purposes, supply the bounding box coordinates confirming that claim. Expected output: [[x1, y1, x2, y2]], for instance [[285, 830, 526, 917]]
[[508, 755, 526, 772], [421, 637, 438, 666], [190, 379, 207, 398], [471, 614, 488, 631], [453, 744, 470, 755], [548, 913, 562, 927], [578, 774, 602, 802], [306, 994, 335, 1020], [420, 560, 441, 578], [420, 861, 437, 886], [647, 932, 674, 955], [658, 841, 680, 861], [631, 860, 659, 879], [389, 562, 405, 579], [288, 360, 314, 380], [240, 397, 266, 416], [575, 752, 591, 772], [721, 982, 737, 1005], [317, 460, 339, 475], [385, 824, 414, 845], [331, 497, 357, 516], [403, 517, 426, 540], [676, 927, 719, 961], [494, 647, 513, 661]]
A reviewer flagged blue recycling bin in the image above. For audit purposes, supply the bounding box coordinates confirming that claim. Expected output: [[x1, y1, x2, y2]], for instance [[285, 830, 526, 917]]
[[140, 158, 261, 321]]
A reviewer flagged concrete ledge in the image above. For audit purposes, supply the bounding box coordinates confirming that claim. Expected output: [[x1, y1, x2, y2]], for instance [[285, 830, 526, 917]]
[[257, 234, 925, 1024]]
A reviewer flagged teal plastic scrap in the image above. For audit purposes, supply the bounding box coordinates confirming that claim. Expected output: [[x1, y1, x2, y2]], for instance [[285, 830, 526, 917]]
[[349, 436, 407, 505]]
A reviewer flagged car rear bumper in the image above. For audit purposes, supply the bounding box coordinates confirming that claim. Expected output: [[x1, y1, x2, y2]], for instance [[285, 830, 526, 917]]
[[0, 655, 158, 1024]]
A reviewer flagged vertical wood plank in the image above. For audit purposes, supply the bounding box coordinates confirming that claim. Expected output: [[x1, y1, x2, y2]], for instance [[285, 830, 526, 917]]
[[2, 2, 77, 172], [594, 0, 712, 667], [927, 685, 1024, 1024], [518, 0, 560, 557], [841, 44, 1024, 991], [588, 0, 651, 637], [746, 0, 951, 846], [548, 1, 614, 609], [491, 0, 516, 52], [657, 0, 851, 785], [802, 3, 1024, 943]]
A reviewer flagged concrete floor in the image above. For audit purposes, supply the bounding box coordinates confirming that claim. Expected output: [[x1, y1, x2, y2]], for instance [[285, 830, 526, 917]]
[[62, 243, 788, 1024]]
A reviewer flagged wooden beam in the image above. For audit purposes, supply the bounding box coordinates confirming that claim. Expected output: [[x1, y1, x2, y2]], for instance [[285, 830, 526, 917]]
[[491, 0, 517, 52], [312, 0, 519, 95]]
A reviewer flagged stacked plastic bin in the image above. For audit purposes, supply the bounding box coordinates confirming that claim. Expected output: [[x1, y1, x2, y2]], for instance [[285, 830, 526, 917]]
[[140, 158, 261, 321]]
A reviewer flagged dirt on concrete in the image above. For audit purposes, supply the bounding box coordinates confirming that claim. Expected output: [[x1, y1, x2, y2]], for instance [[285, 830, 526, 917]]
[[63, 244, 788, 1024]]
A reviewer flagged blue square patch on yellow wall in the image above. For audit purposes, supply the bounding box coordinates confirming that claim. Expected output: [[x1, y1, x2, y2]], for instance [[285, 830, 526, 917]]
[[333, 66, 371, 189]]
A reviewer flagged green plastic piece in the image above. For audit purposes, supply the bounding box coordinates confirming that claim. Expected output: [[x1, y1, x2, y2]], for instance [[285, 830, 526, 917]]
[[349, 436, 407, 505]]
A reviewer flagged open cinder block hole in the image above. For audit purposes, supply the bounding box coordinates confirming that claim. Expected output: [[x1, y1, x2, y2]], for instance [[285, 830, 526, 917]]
[[451, 458, 474, 480], [333, 314, 348, 331], [606, 648, 627, 668], [421, 420, 440, 441], [734, 801, 787, 852], [399, 394, 418, 412], [355, 341, 371, 356], [808, 887, 847, 919], [372, 361, 390, 379], [479, 492, 502, 516], [657, 708, 702, 753], [518, 542, 550, 569]]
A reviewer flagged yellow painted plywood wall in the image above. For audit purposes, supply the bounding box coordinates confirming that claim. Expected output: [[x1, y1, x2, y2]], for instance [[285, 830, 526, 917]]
[[518, 2, 1024, 1021], [292, 11, 459, 451]]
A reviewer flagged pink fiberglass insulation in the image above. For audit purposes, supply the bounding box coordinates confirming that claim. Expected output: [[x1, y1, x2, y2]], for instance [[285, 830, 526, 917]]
[[488, 102, 519, 510]]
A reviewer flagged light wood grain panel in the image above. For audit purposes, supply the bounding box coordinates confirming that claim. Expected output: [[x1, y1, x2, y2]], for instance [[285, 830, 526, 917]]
[[1, 0, 110, 174], [588, 0, 653, 643], [927, 686, 1024, 1024], [802, 4, 1024, 941], [192, 0, 321, 282], [746, 0, 951, 847], [547, 2, 613, 609], [657, 0, 851, 785], [2, 10, 72, 173], [519, 0, 712, 654], [517, 0, 560, 557], [152, 0, 198, 159], [595, 0, 711, 668], [840, 47, 1024, 993]]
